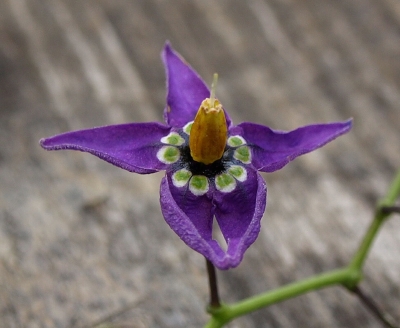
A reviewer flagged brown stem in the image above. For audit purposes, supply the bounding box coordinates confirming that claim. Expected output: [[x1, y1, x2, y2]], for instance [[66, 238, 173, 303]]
[[206, 258, 221, 308], [380, 206, 400, 215], [352, 286, 398, 328]]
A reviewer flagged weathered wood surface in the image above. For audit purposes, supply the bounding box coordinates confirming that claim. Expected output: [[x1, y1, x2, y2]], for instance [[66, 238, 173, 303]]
[[1, 0, 400, 327]]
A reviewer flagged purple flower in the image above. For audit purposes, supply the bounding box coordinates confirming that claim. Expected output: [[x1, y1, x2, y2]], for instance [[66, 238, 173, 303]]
[[40, 43, 352, 270]]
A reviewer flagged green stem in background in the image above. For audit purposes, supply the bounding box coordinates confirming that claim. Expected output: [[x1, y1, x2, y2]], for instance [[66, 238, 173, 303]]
[[204, 168, 400, 328], [205, 268, 354, 328], [349, 168, 400, 274]]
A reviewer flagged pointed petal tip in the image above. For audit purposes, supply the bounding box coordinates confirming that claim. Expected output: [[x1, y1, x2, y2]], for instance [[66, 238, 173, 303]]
[[39, 136, 60, 150], [39, 138, 46, 148], [163, 40, 172, 51], [162, 41, 172, 58], [343, 117, 353, 129], [333, 117, 353, 136], [162, 41, 180, 65], [39, 133, 81, 151]]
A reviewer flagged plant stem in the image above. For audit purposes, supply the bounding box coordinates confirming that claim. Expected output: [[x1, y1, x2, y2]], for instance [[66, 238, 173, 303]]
[[205, 268, 357, 327], [349, 168, 400, 273], [205, 168, 400, 327], [347, 212, 386, 276], [381, 169, 400, 206], [206, 259, 221, 308], [224, 268, 354, 317]]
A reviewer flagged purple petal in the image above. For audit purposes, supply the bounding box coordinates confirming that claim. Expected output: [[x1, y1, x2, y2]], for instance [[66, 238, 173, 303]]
[[162, 43, 210, 127], [40, 122, 171, 174], [237, 119, 352, 172], [213, 169, 267, 269], [160, 175, 226, 266], [160, 169, 267, 270], [162, 43, 231, 127]]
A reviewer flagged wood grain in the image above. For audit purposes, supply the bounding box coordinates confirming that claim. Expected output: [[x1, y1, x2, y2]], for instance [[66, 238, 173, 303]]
[[1, 0, 399, 327]]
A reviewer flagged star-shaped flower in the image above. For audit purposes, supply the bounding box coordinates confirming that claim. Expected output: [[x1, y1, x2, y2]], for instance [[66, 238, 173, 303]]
[[40, 43, 352, 270]]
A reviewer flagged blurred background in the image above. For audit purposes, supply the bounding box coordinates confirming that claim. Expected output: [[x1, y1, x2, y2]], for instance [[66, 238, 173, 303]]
[[1, 0, 399, 327]]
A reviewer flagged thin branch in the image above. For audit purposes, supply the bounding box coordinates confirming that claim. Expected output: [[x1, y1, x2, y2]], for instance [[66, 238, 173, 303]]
[[380, 206, 400, 215], [77, 296, 146, 328], [352, 286, 398, 328]]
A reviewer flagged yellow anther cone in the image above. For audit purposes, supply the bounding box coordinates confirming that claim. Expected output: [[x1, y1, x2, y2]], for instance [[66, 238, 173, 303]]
[[189, 98, 227, 165]]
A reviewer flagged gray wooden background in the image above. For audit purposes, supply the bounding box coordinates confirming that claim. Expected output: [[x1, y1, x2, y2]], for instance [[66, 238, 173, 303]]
[[1, 0, 399, 327]]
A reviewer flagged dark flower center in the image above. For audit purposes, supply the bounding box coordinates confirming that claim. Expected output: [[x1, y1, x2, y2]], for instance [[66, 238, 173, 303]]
[[180, 145, 227, 178]]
